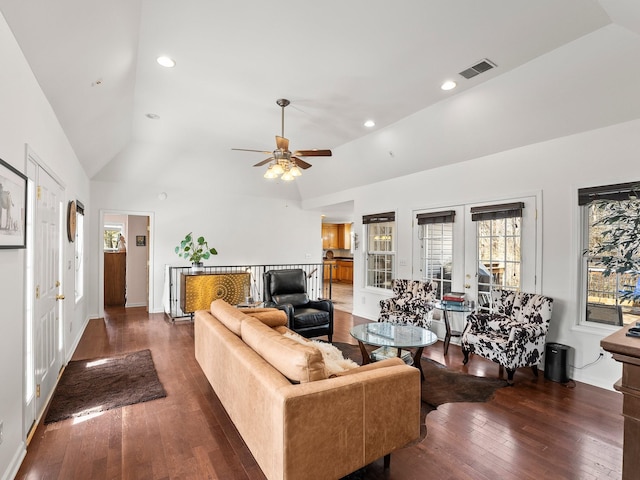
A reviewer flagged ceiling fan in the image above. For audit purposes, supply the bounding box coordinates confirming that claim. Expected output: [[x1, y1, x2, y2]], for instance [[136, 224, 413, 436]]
[[232, 98, 332, 181]]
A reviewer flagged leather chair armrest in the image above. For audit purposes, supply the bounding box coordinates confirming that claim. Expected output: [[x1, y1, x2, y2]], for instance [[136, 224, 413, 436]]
[[308, 298, 334, 314]]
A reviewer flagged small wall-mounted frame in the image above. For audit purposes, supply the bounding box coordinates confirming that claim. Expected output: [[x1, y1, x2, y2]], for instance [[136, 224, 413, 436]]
[[136, 235, 146, 247], [0, 158, 27, 249]]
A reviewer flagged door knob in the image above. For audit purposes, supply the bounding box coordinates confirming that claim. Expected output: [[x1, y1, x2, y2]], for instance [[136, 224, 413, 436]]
[[56, 294, 65, 300]]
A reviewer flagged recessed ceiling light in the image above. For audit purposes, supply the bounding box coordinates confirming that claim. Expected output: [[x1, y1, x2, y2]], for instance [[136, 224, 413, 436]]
[[156, 56, 176, 68], [364, 120, 375, 128], [441, 80, 457, 91], [145, 113, 160, 119]]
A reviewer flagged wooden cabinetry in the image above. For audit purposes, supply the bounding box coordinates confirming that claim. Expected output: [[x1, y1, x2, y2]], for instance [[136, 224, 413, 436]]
[[338, 223, 351, 250], [104, 252, 126, 306], [336, 260, 353, 283], [322, 223, 352, 250], [601, 326, 640, 479], [180, 272, 250, 314], [323, 260, 337, 281], [322, 224, 339, 249]]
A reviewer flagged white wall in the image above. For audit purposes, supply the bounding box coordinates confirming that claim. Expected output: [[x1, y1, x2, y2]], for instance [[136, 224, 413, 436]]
[[0, 12, 90, 480], [88, 181, 323, 317], [306, 118, 640, 391]]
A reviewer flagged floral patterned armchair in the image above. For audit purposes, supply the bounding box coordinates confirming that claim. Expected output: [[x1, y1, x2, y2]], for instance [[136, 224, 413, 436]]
[[378, 279, 437, 329], [461, 289, 553, 384]]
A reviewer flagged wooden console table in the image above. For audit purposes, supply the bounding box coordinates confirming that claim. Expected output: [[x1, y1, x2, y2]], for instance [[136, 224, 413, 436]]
[[601, 324, 640, 479]]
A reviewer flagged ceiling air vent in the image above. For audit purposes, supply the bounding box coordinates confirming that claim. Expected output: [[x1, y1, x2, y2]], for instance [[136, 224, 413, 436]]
[[459, 58, 497, 79]]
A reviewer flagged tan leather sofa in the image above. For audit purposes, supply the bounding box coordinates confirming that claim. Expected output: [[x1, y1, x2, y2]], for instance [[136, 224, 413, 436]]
[[194, 299, 421, 480]]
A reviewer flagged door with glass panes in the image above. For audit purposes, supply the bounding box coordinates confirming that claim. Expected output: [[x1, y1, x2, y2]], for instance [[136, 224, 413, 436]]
[[414, 196, 539, 313]]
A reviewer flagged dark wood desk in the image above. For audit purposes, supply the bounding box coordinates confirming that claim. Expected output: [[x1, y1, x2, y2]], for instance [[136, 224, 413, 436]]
[[601, 324, 640, 479]]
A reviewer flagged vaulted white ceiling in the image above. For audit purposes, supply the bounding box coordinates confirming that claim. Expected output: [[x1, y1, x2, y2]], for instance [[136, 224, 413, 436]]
[[2, 1, 640, 202]]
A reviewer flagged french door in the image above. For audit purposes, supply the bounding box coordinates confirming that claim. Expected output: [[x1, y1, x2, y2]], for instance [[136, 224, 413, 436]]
[[414, 195, 540, 309]]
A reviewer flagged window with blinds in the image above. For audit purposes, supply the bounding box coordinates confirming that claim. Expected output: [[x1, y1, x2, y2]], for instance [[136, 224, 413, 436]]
[[364, 211, 395, 289], [471, 202, 523, 300], [417, 210, 455, 299]]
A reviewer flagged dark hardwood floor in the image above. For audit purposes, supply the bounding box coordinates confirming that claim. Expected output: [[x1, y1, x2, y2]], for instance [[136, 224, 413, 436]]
[[16, 307, 623, 480]]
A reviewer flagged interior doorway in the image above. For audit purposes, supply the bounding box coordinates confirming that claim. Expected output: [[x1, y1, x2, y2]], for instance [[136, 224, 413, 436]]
[[100, 211, 153, 314]]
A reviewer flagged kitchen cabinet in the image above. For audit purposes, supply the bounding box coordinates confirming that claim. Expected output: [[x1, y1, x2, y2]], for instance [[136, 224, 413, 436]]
[[322, 223, 352, 250], [336, 260, 353, 283], [338, 223, 351, 250], [323, 260, 337, 280], [322, 224, 339, 249]]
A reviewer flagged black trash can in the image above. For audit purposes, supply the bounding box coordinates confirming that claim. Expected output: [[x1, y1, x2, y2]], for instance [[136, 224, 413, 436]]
[[544, 343, 570, 383]]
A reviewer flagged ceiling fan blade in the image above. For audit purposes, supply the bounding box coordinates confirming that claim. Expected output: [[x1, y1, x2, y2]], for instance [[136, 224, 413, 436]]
[[293, 149, 332, 157], [253, 157, 274, 167], [276, 136, 289, 151], [232, 148, 272, 154], [292, 157, 312, 169]]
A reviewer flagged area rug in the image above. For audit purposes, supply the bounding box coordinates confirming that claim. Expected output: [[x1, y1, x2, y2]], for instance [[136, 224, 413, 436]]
[[44, 349, 166, 424], [333, 342, 508, 413]]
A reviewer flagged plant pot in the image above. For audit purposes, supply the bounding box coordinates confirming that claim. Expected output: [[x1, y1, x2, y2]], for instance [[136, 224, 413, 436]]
[[191, 262, 204, 273]]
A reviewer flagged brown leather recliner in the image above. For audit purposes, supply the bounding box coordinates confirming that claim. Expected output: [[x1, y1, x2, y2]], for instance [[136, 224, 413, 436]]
[[263, 268, 334, 342]]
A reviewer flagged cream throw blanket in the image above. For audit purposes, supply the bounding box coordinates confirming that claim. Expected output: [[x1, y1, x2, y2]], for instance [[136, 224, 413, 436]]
[[283, 331, 358, 377]]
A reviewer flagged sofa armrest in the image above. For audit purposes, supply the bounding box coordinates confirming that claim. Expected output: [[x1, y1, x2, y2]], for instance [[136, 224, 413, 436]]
[[329, 357, 405, 377], [264, 302, 294, 327], [278, 363, 421, 478]]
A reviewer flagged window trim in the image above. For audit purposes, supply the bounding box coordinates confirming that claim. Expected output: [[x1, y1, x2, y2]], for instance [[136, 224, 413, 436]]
[[363, 211, 396, 290], [578, 183, 640, 327], [417, 216, 454, 300]]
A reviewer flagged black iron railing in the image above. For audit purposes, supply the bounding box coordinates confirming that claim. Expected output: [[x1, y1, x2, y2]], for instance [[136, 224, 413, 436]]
[[165, 263, 334, 320]]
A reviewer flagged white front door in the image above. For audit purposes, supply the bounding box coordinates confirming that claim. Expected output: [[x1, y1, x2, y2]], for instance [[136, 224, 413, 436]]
[[34, 167, 64, 417]]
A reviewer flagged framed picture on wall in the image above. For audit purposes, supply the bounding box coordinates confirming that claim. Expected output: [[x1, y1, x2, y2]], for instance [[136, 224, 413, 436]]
[[0, 158, 27, 249], [136, 235, 146, 246]]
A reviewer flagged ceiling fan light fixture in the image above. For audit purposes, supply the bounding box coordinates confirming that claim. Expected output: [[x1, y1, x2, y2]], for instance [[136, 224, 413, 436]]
[[281, 171, 294, 181], [264, 166, 277, 179], [272, 163, 284, 175], [232, 98, 332, 183]]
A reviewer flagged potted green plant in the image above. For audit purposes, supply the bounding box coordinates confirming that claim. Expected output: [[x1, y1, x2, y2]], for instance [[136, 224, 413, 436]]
[[175, 232, 218, 272]]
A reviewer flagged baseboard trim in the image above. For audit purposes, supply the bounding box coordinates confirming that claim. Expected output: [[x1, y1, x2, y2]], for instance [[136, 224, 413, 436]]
[[1, 441, 26, 480]]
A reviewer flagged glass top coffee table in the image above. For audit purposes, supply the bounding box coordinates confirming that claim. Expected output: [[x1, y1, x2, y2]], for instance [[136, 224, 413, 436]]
[[350, 322, 437, 380]]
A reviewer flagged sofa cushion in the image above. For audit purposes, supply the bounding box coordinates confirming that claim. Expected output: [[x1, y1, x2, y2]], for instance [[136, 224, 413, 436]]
[[210, 299, 247, 336], [246, 308, 288, 327], [241, 317, 327, 383], [211, 300, 288, 335]]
